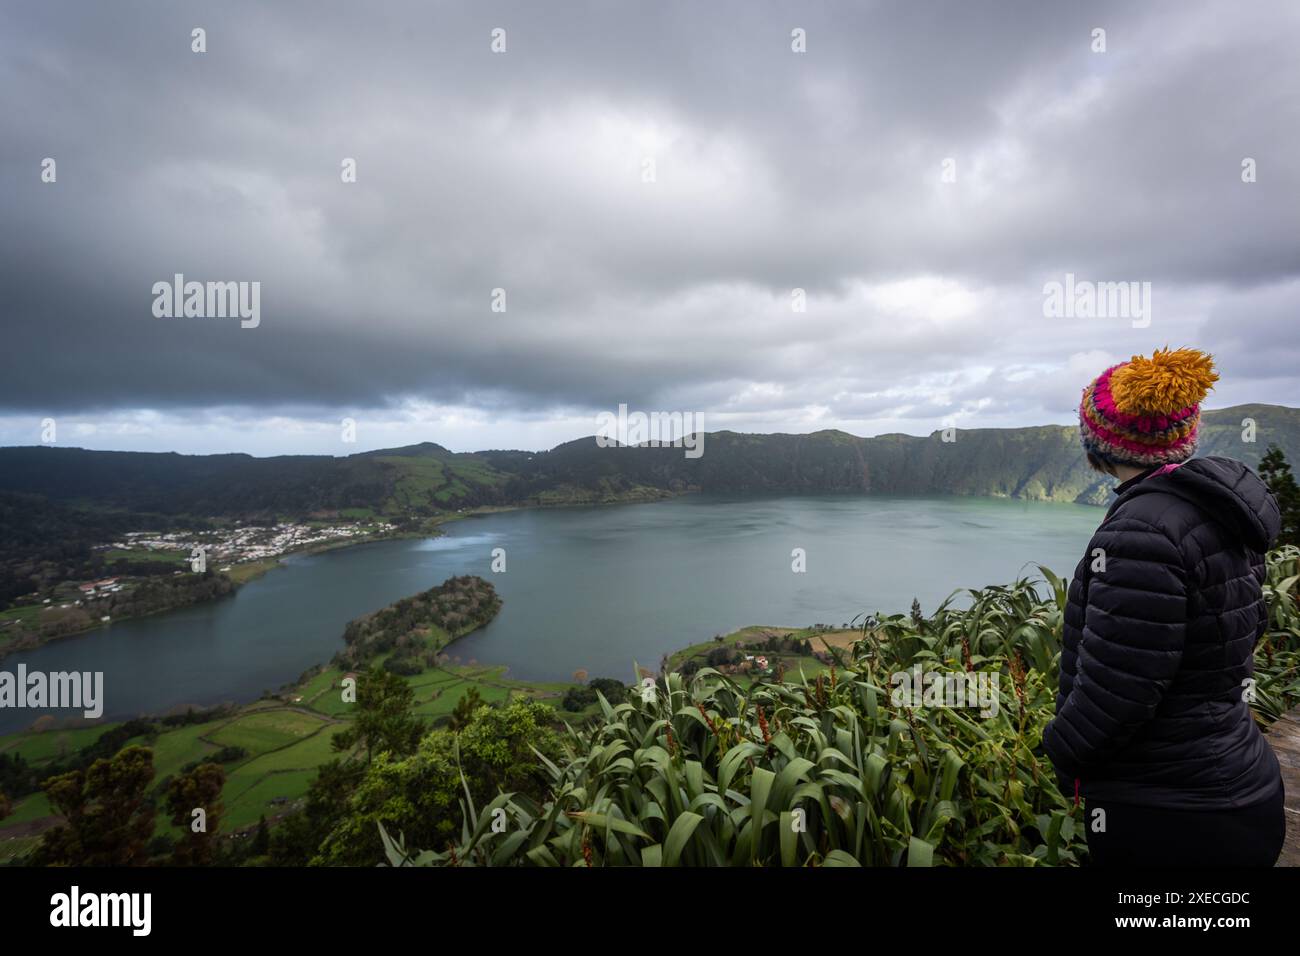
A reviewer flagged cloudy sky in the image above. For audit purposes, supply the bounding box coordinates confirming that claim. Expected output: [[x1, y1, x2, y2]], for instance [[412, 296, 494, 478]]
[[1, 0, 1296, 456]]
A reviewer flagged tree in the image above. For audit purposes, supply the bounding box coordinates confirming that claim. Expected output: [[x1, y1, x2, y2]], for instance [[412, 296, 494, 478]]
[[0, 752, 35, 799], [563, 677, 627, 711], [588, 677, 625, 703], [165, 762, 225, 866], [561, 685, 596, 711], [314, 699, 565, 866], [449, 686, 485, 730], [1260, 445, 1300, 548], [707, 645, 737, 667], [0, 789, 10, 821], [331, 666, 423, 764], [273, 665, 423, 868], [268, 758, 365, 866], [251, 814, 270, 857], [35, 744, 156, 866]]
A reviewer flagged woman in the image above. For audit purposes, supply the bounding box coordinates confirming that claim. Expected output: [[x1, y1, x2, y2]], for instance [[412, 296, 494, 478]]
[[1041, 347, 1286, 867]]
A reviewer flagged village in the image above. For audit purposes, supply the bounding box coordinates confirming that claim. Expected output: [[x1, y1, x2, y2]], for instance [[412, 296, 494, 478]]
[[0, 519, 401, 646], [98, 519, 399, 570]]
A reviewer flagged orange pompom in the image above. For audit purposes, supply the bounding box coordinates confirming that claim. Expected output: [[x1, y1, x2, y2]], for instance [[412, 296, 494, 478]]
[[1109, 347, 1218, 415]]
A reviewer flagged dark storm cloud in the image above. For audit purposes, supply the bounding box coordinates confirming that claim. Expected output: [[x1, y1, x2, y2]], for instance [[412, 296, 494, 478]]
[[0, 0, 1296, 444]]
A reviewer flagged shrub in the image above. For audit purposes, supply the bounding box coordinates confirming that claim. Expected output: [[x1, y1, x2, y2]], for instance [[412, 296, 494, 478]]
[[706, 646, 737, 667], [560, 686, 596, 712], [317, 699, 565, 865], [382, 653, 424, 676]]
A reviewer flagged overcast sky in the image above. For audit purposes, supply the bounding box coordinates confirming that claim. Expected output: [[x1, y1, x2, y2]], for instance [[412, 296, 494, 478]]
[[1, 0, 1296, 456]]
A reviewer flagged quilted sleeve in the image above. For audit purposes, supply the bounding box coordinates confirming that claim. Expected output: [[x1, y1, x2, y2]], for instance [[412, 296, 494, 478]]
[[1042, 516, 1189, 778]]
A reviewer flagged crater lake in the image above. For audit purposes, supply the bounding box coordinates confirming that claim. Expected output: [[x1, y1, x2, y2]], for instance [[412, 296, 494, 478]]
[[0, 494, 1103, 734]]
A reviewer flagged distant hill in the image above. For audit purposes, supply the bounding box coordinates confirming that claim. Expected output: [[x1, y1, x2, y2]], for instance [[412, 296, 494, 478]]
[[0, 404, 1296, 519]]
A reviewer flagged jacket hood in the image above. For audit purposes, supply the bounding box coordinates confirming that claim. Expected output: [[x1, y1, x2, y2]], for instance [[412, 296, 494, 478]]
[[1124, 456, 1281, 552]]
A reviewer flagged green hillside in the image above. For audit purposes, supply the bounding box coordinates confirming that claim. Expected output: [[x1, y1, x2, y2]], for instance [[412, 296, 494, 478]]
[[2, 403, 1295, 516]]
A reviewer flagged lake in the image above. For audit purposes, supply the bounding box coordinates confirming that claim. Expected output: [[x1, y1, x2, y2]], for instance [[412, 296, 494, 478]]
[[0, 494, 1102, 734]]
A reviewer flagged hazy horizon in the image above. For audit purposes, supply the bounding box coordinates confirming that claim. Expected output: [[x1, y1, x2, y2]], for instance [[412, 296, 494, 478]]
[[2, 398, 1294, 459]]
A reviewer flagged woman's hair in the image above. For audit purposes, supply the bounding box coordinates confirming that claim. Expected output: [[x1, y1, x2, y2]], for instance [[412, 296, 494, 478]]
[[1086, 450, 1114, 476]]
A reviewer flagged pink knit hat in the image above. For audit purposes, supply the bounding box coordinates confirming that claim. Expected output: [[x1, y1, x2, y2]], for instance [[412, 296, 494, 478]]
[[1078, 347, 1218, 467]]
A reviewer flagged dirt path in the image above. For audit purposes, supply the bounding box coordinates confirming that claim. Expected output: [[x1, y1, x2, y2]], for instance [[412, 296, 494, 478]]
[[1266, 706, 1300, 866]]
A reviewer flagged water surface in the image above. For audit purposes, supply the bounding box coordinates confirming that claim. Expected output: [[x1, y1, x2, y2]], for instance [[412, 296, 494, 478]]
[[0, 495, 1101, 733]]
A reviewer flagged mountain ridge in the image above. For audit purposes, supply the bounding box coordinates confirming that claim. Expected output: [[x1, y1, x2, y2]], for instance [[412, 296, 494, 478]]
[[0, 403, 1296, 517]]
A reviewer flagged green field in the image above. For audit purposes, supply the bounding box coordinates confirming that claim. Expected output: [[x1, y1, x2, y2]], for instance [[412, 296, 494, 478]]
[[0, 605, 45, 625], [0, 723, 121, 763], [219, 726, 348, 830], [208, 709, 331, 753], [3, 791, 53, 826], [412, 676, 511, 718], [224, 557, 281, 585], [223, 769, 321, 831], [299, 672, 355, 717], [148, 722, 224, 781], [375, 455, 508, 512]]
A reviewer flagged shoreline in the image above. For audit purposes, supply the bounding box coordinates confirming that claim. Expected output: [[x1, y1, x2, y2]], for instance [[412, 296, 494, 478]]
[[0, 495, 663, 664], [0, 488, 1090, 715], [0, 520, 473, 661]]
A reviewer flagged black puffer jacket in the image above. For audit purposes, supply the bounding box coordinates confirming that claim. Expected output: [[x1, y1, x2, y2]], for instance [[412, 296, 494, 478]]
[[1042, 456, 1283, 811]]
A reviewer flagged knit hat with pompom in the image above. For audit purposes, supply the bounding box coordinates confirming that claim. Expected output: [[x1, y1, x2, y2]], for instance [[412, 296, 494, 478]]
[[1079, 347, 1219, 467]]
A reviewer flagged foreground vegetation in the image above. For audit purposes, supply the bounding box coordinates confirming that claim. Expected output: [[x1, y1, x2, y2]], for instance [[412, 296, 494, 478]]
[[379, 546, 1300, 867]]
